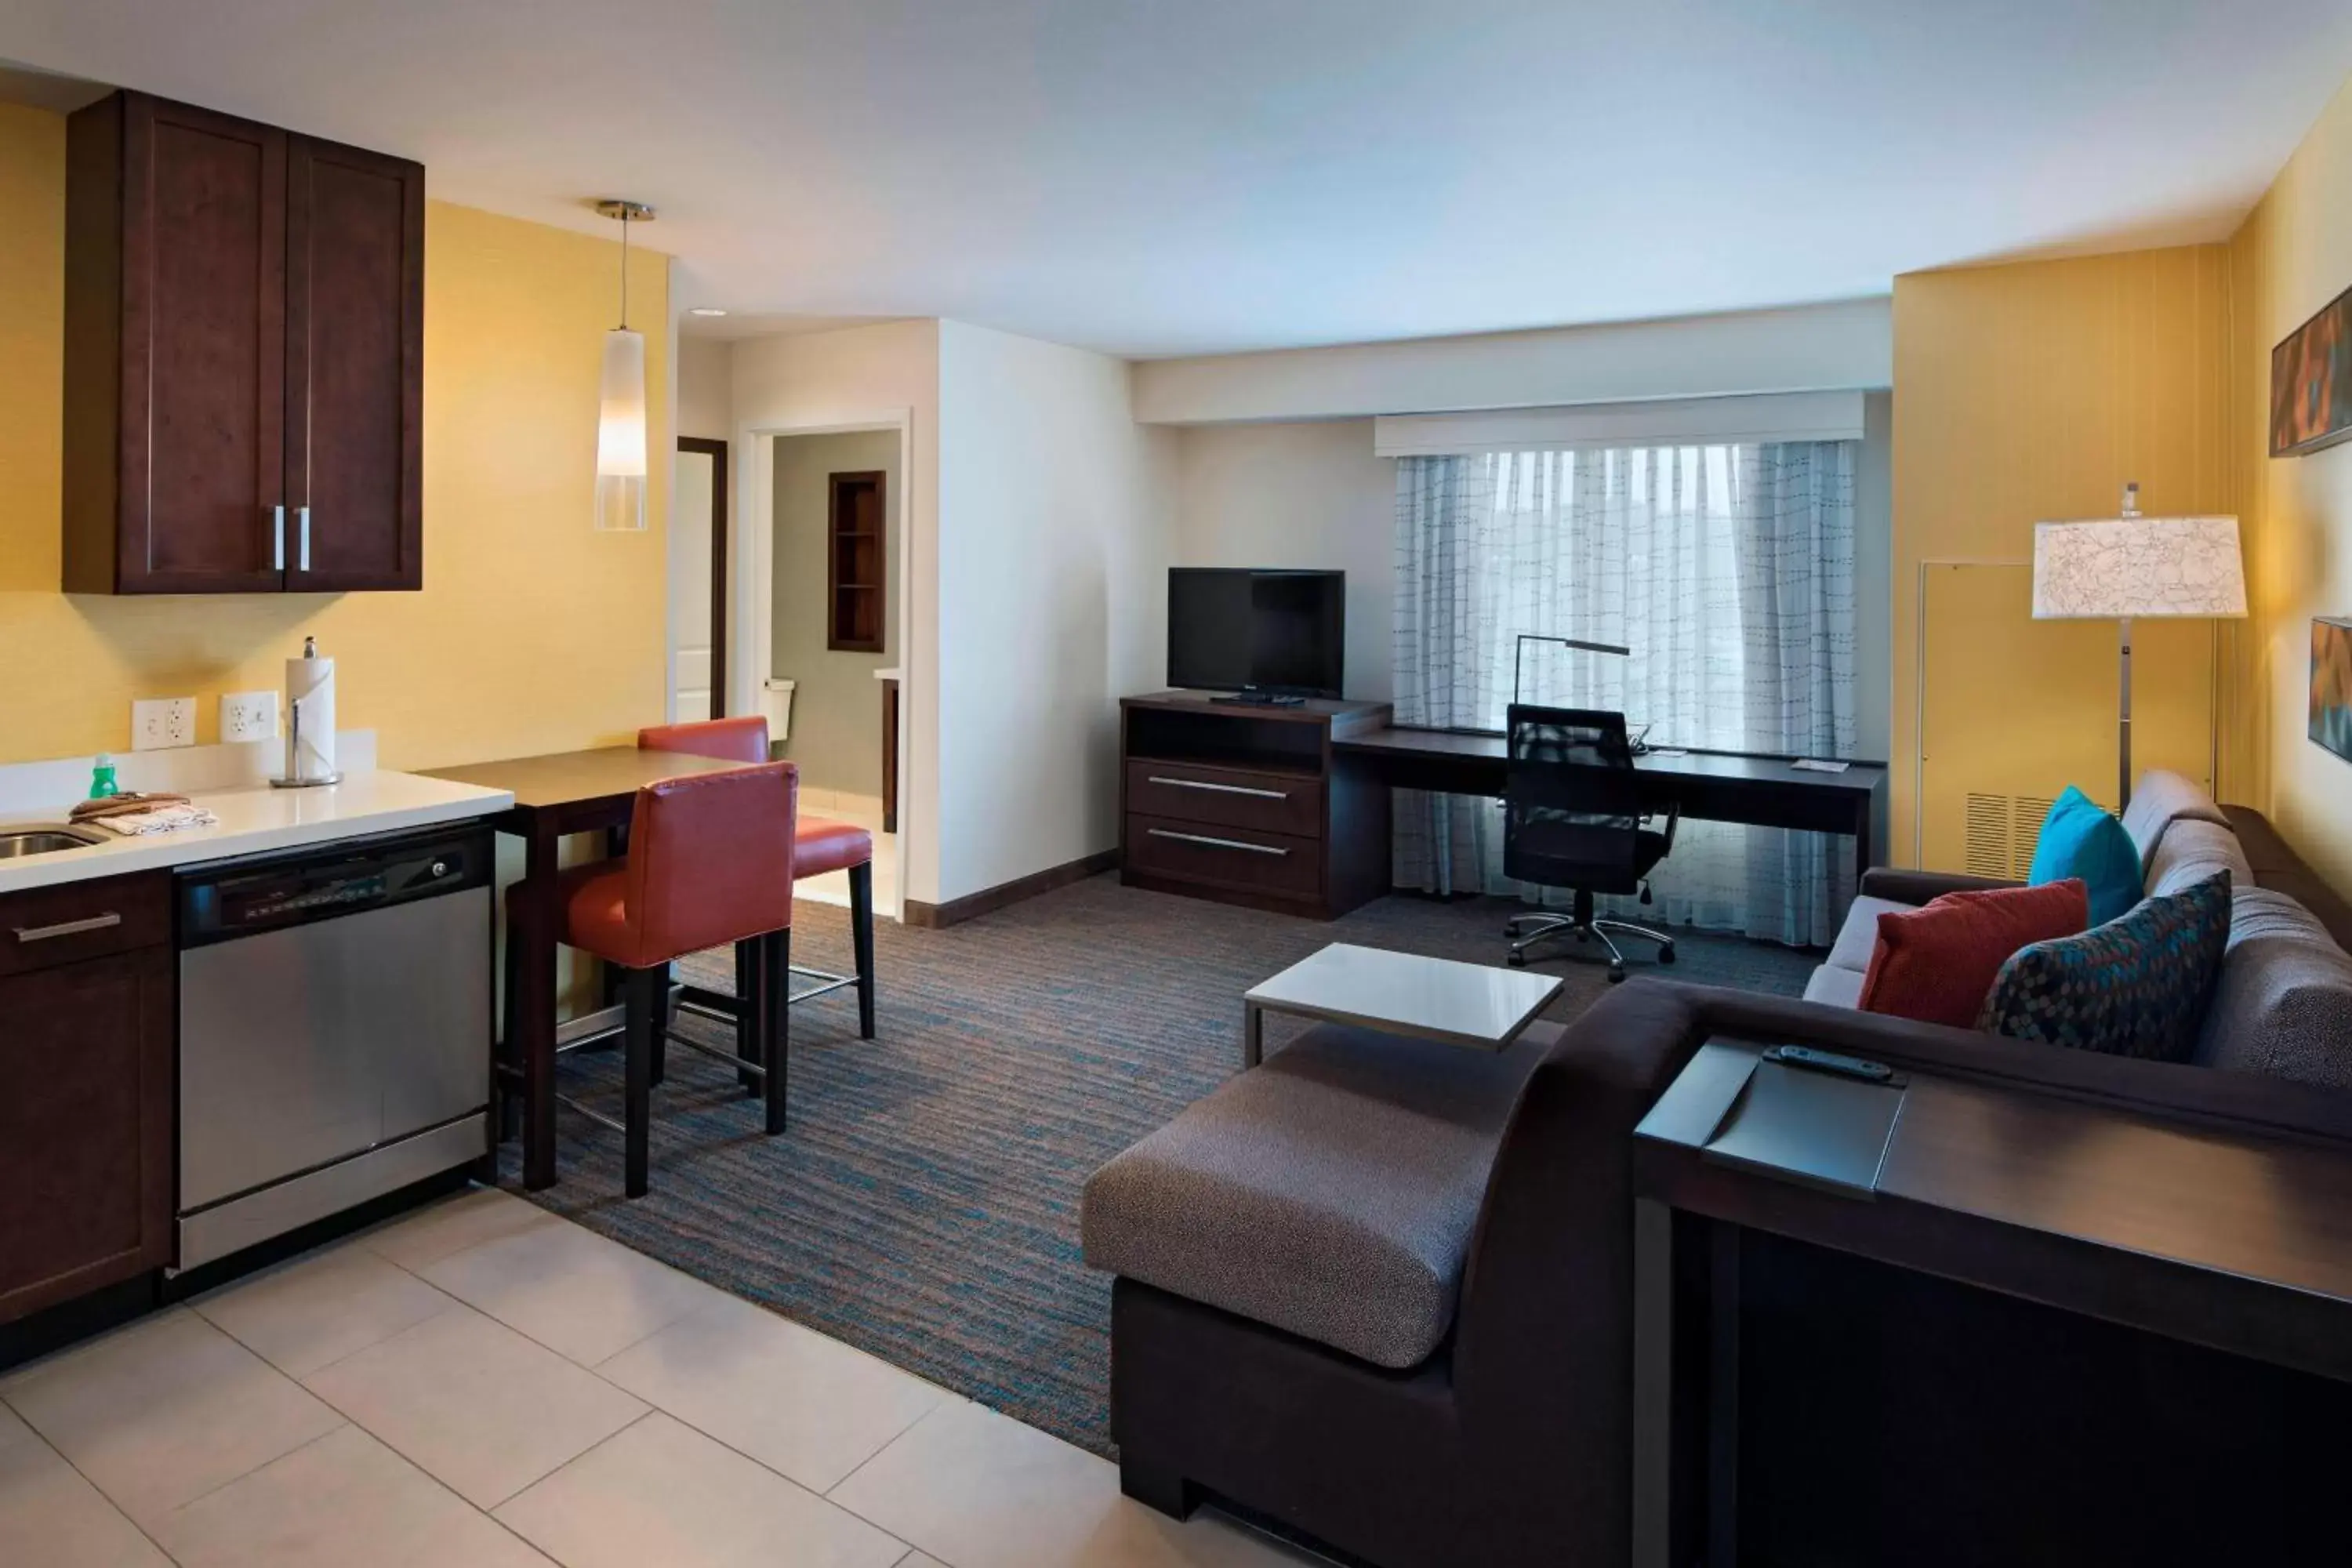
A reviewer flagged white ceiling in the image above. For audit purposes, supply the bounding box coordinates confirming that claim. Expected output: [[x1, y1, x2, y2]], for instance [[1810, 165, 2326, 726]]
[[5, 2, 2350, 358]]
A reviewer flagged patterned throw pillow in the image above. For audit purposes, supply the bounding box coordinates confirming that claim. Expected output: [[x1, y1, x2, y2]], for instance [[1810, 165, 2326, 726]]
[[1976, 872, 2233, 1062]]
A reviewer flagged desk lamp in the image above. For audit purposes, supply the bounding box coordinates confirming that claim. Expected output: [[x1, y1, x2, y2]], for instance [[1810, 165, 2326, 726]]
[[2031, 485, 2246, 811], [1512, 633, 1632, 704]]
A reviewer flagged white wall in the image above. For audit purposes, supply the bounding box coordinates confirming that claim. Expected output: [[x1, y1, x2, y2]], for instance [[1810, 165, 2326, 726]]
[[936, 319, 1180, 902], [732, 319, 942, 903], [1174, 419, 1396, 700], [676, 335, 733, 441], [1853, 391, 1893, 763], [1171, 404, 1897, 757], [1132, 298, 1892, 425]]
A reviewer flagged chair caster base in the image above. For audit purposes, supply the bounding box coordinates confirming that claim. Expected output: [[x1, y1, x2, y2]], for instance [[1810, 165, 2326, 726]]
[[1608, 966, 1626, 982]]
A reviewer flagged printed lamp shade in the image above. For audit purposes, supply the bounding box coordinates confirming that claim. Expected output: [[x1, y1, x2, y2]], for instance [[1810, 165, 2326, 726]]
[[2031, 515, 2246, 619]]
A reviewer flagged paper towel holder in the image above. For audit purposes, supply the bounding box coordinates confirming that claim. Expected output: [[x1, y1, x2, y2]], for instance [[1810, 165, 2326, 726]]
[[270, 636, 343, 789]]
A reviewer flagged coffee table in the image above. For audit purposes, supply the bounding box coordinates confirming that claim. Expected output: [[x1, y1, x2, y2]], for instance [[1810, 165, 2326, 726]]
[[1242, 942, 1566, 1066]]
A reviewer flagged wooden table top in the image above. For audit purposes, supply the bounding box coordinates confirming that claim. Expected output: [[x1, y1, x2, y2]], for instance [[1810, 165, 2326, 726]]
[[419, 746, 752, 811], [1642, 1040, 2352, 1311]]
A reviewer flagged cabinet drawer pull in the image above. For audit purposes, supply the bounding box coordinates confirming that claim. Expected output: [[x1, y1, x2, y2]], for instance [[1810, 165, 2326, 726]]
[[298, 506, 312, 572], [1147, 775, 1290, 800], [274, 505, 286, 572], [14, 913, 122, 943], [1146, 828, 1289, 857]]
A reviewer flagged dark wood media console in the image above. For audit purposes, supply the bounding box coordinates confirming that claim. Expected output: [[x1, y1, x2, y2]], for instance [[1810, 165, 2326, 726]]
[[1119, 691, 1394, 920]]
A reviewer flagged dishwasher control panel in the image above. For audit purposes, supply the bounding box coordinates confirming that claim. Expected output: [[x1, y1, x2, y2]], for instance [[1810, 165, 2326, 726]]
[[178, 825, 494, 947]]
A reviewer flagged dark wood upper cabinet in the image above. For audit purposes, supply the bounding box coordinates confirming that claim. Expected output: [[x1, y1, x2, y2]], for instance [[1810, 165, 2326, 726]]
[[63, 91, 424, 595], [286, 135, 424, 591]]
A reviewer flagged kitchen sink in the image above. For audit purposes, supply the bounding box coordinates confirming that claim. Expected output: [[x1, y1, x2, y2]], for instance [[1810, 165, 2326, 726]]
[[0, 825, 107, 858]]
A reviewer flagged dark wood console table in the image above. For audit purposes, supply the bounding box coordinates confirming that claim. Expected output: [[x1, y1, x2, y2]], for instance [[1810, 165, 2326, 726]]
[[1633, 1040, 2352, 1566], [1119, 692, 1393, 920]]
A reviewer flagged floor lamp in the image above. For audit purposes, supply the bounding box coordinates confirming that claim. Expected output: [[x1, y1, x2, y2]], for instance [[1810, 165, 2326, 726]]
[[2031, 487, 2247, 811]]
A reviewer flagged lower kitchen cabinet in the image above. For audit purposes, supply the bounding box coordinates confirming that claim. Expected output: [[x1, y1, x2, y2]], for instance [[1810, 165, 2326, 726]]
[[0, 873, 174, 1326]]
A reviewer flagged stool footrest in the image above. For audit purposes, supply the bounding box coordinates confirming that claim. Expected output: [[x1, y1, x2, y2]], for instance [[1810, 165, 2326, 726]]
[[662, 1029, 768, 1080], [679, 970, 857, 1019], [553, 1092, 626, 1135]]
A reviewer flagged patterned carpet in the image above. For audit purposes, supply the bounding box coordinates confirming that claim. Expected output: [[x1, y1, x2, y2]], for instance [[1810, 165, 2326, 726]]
[[504, 873, 1813, 1455]]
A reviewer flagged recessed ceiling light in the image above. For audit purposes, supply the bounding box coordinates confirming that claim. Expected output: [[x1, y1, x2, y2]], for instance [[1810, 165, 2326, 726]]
[[688, 307, 729, 318]]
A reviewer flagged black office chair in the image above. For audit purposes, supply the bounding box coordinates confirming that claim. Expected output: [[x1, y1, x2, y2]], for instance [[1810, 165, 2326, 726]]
[[1502, 704, 1678, 981]]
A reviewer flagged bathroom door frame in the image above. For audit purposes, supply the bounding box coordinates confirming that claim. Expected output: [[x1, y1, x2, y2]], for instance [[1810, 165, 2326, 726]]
[[742, 413, 913, 921]]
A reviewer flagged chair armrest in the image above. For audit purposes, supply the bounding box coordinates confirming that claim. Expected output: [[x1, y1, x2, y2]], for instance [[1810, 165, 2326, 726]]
[[1860, 867, 2021, 905]]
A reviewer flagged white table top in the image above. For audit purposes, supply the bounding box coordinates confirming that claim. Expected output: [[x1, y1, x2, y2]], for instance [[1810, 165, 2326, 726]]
[[0, 771, 514, 895], [1245, 942, 1564, 1052]]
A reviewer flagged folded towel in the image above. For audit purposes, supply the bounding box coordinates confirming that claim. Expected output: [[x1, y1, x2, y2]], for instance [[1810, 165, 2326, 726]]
[[88, 800, 220, 837], [71, 791, 192, 822]]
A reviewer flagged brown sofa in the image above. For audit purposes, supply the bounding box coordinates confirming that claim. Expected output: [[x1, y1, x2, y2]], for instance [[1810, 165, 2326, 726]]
[[1807, 774, 2352, 1091], [1082, 782, 2352, 1568]]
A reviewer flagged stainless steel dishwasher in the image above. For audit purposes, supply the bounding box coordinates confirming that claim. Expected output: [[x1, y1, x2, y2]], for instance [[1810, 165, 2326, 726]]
[[176, 823, 493, 1269]]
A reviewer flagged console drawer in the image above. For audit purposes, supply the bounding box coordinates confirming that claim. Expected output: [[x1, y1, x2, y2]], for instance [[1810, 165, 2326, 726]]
[[1126, 813, 1323, 901], [1125, 760, 1323, 838]]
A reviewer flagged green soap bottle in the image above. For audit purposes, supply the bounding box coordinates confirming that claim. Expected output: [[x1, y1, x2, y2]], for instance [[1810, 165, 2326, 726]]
[[89, 753, 119, 800]]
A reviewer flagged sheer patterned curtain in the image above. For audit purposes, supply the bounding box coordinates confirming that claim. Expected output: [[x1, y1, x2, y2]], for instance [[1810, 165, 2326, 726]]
[[1392, 441, 1857, 946]]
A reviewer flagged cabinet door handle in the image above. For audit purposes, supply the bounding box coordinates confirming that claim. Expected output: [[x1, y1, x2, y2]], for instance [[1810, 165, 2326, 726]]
[[298, 506, 311, 572], [14, 913, 122, 943], [1146, 828, 1289, 857], [1147, 775, 1290, 801], [274, 505, 286, 572]]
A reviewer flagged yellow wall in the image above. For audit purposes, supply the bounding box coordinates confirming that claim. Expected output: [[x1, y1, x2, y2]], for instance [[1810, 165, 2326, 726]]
[[0, 103, 670, 771], [2230, 71, 2352, 895], [1890, 247, 2239, 867]]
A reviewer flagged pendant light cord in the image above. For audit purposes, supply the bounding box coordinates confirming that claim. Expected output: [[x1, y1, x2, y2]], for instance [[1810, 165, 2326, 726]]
[[619, 214, 630, 331]]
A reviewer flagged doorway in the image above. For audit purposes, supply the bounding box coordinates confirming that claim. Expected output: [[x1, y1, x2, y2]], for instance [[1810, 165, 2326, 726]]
[[755, 425, 908, 920], [672, 436, 728, 721]]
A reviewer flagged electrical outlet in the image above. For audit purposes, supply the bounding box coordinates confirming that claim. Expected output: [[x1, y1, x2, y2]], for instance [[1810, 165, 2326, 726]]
[[132, 696, 198, 751], [220, 690, 279, 744]]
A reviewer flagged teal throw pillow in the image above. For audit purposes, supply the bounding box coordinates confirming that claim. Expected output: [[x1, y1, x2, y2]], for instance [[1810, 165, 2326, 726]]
[[2027, 786, 2141, 924], [1976, 871, 2232, 1062]]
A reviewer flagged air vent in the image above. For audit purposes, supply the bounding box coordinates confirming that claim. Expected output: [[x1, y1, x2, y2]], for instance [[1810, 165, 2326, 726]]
[[1960, 793, 2072, 880], [2012, 797, 2055, 878], [1964, 794, 2011, 879]]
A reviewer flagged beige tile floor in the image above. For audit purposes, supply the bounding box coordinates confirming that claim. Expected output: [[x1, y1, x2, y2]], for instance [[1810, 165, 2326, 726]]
[[0, 1188, 1327, 1568]]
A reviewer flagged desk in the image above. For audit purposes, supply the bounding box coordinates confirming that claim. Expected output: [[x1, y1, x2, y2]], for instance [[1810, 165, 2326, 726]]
[[1633, 1040, 2352, 1564], [1334, 727, 1889, 887], [421, 746, 750, 1190]]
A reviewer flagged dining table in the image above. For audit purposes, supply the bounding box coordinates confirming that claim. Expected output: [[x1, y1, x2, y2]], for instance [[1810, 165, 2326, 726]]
[[420, 745, 752, 1189]]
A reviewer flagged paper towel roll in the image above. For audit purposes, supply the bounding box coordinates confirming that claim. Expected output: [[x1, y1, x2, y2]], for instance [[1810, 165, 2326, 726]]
[[285, 651, 336, 782]]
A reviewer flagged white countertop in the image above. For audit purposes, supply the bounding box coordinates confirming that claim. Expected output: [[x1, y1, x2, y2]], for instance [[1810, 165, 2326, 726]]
[[0, 771, 514, 895]]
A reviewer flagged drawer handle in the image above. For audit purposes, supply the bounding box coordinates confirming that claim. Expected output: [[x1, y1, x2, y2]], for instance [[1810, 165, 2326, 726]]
[[14, 913, 122, 943], [1147, 828, 1289, 857], [1147, 775, 1290, 801]]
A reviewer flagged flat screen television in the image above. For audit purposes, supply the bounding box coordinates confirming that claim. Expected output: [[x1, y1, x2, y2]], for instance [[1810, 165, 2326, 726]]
[[1167, 568, 1345, 699]]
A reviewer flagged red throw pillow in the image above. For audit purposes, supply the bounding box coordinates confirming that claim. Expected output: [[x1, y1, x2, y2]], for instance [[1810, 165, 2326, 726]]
[[1858, 880, 2091, 1029]]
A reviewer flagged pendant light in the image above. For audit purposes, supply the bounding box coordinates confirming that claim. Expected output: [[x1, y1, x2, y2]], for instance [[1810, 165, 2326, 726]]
[[593, 199, 654, 532]]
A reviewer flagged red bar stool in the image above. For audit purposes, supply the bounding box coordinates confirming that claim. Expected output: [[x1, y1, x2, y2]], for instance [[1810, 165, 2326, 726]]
[[516, 763, 798, 1196], [638, 718, 877, 1039]]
